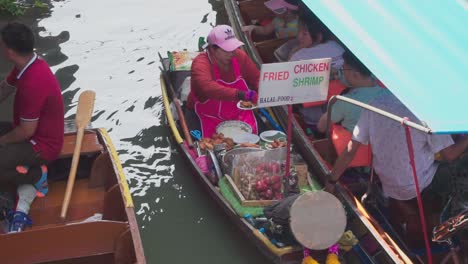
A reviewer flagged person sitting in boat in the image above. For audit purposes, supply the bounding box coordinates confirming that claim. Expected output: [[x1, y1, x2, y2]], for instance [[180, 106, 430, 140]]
[[187, 25, 259, 138], [285, 11, 346, 133], [0, 22, 64, 232], [287, 11, 344, 65], [242, 0, 300, 40], [325, 91, 468, 245], [315, 50, 388, 167]]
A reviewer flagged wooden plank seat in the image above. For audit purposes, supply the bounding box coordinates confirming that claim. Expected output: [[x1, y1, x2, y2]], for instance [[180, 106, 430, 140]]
[[0, 221, 128, 263], [254, 38, 291, 63], [238, 0, 274, 29], [60, 131, 104, 158]]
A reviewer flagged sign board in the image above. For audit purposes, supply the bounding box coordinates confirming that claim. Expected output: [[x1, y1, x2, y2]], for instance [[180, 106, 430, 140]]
[[257, 58, 331, 108]]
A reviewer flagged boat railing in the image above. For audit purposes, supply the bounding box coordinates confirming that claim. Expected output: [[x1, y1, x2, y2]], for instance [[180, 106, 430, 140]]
[[325, 95, 432, 137]]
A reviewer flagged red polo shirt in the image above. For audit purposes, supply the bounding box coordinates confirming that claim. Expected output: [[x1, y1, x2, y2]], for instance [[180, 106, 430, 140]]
[[7, 55, 64, 161]]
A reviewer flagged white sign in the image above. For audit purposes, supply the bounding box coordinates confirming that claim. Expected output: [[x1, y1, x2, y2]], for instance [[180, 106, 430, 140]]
[[257, 58, 331, 108]]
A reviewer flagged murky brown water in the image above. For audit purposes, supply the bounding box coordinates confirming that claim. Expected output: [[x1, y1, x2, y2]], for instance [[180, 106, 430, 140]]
[[0, 0, 270, 263]]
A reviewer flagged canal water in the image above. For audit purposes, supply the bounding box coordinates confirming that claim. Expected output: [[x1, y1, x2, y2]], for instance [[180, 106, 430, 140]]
[[0, 0, 271, 263]]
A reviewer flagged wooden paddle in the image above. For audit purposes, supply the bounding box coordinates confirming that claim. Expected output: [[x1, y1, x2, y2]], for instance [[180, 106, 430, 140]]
[[157, 52, 194, 147], [60, 90, 96, 220], [159, 66, 193, 147]]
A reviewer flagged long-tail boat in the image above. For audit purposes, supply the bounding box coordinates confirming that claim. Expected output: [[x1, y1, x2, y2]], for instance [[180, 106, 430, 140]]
[[0, 91, 146, 264], [224, 0, 467, 263], [159, 46, 410, 263]]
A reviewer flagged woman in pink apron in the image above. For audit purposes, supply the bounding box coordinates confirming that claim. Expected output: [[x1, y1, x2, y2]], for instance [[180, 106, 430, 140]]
[[187, 25, 260, 138]]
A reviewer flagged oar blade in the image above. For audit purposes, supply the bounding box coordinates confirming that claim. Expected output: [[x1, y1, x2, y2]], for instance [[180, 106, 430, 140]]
[[75, 90, 95, 128]]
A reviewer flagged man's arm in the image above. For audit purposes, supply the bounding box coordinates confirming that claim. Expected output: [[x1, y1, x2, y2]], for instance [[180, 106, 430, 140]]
[[317, 112, 328, 133], [318, 101, 345, 133], [0, 120, 37, 146], [324, 139, 361, 192], [439, 135, 468, 162], [0, 80, 15, 103]]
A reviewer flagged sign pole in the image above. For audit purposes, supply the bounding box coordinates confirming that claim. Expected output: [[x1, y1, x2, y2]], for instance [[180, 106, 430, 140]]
[[284, 104, 293, 178]]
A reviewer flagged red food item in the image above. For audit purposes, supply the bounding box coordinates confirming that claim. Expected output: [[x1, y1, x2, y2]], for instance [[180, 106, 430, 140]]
[[255, 180, 268, 192], [272, 181, 282, 191], [264, 189, 273, 200], [255, 166, 263, 173], [271, 175, 281, 183], [274, 192, 283, 200], [269, 162, 280, 174]]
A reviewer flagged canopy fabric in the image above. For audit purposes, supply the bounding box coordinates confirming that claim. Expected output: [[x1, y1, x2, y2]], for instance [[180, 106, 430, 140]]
[[303, 0, 468, 134]]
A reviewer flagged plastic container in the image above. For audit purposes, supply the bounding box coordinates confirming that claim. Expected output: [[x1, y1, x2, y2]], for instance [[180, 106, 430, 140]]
[[260, 130, 286, 143], [216, 120, 252, 139], [233, 132, 260, 144]]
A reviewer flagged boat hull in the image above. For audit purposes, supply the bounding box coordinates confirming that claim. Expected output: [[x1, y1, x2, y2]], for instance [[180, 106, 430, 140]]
[[224, 0, 414, 263], [0, 128, 145, 264], [159, 72, 304, 263]]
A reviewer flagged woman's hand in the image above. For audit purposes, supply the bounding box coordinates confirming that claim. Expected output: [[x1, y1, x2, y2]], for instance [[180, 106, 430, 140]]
[[246, 90, 258, 104]]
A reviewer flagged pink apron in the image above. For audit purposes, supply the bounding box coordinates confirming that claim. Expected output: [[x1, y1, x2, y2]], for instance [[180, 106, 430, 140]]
[[194, 57, 257, 138]]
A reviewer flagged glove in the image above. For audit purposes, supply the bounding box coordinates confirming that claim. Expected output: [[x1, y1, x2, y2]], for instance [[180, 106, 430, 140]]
[[246, 90, 258, 104]]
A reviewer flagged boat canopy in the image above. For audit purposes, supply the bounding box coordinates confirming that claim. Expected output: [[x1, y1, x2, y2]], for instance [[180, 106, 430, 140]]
[[304, 0, 468, 134]]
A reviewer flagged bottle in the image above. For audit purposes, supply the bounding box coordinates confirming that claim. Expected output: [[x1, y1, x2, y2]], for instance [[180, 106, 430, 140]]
[[198, 37, 206, 51], [254, 217, 268, 224], [271, 238, 286, 248], [244, 213, 256, 226]]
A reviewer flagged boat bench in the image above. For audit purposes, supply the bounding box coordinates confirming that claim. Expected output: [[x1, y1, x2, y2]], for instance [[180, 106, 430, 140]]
[[59, 130, 104, 158], [27, 131, 115, 225], [254, 38, 291, 63], [238, 0, 274, 30]]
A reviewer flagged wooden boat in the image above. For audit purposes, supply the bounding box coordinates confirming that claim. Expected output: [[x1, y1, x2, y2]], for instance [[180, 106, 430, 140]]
[[158, 49, 410, 263], [223, 0, 421, 263], [224, 0, 467, 263], [0, 126, 146, 263]]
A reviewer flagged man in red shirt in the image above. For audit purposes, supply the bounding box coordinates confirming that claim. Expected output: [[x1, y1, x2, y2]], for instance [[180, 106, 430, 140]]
[[0, 22, 64, 232], [187, 25, 260, 137]]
